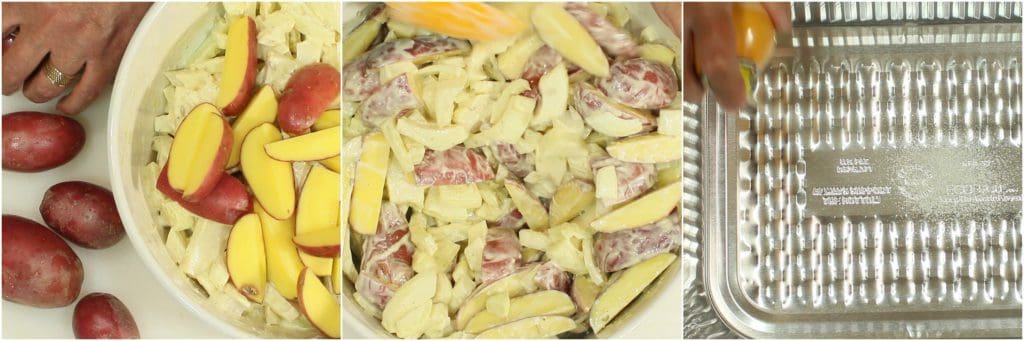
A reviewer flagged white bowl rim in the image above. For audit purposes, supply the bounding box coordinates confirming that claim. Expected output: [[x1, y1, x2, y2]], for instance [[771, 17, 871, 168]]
[[107, 3, 250, 338]]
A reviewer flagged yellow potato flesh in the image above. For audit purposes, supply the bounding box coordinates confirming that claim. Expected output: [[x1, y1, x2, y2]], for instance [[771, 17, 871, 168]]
[[241, 123, 295, 219], [349, 132, 390, 235], [255, 202, 304, 300], [215, 17, 253, 108], [296, 166, 340, 276], [455, 264, 539, 329], [331, 257, 341, 295], [264, 126, 341, 161], [226, 213, 266, 303], [168, 103, 227, 197], [475, 315, 576, 339], [298, 268, 341, 338], [532, 3, 609, 78], [320, 155, 341, 172], [227, 86, 277, 168], [590, 253, 677, 334], [504, 179, 549, 231], [549, 179, 596, 226], [591, 182, 681, 232], [465, 290, 576, 334], [313, 109, 341, 131], [606, 133, 682, 163]]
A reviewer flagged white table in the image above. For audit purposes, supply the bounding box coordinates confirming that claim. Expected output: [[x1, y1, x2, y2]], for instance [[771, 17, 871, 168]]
[[2, 89, 230, 338]]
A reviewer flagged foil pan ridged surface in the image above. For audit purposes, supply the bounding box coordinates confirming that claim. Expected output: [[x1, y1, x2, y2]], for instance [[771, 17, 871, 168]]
[[687, 3, 1022, 339], [737, 45, 1022, 315]]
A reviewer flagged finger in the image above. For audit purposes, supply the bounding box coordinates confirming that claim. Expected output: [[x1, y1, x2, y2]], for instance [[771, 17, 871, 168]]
[[2, 3, 20, 35], [763, 2, 792, 34], [1, 27, 47, 95], [57, 60, 113, 115], [22, 54, 85, 104], [682, 31, 703, 103], [691, 4, 745, 112]]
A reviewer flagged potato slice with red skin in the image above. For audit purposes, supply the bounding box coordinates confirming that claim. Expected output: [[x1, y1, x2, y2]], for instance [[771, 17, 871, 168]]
[[2, 215, 84, 308], [590, 253, 676, 333], [342, 5, 387, 66], [356, 203, 415, 309], [573, 83, 656, 137], [590, 156, 656, 206], [481, 228, 522, 285], [40, 181, 124, 249], [564, 2, 639, 58], [167, 103, 232, 201], [295, 166, 340, 275], [278, 63, 341, 135], [72, 293, 140, 339], [293, 227, 341, 257], [297, 268, 341, 338], [2, 111, 85, 172], [156, 164, 252, 225], [342, 36, 470, 101], [215, 17, 258, 116], [413, 146, 494, 186], [360, 73, 420, 127], [491, 142, 533, 179], [594, 213, 680, 273], [532, 3, 609, 78], [226, 213, 267, 303], [597, 58, 679, 110]]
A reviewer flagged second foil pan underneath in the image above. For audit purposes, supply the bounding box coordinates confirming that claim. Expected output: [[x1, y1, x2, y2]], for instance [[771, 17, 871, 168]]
[[699, 20, 1023, 338]]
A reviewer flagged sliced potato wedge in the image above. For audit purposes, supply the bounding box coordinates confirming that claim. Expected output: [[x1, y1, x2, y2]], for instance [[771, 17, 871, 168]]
[[590, 253, 677, 333], [476, 315, 576, 339], [465, 290, 575, 334], [591, 182, 680, 232]]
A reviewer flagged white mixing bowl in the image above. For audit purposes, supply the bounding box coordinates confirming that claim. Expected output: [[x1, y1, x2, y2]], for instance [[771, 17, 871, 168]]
[[107, 3, 320, 338]]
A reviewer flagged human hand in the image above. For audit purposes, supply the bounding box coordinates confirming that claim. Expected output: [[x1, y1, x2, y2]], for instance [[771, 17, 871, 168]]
[[683, 2, 790, 111], [2, 3, 151, 114], [652, 2, 682, 38]]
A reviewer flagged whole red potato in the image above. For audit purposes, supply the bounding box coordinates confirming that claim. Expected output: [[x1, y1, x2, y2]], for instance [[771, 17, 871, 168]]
[[2, 215, 84, 308], [40, 181, 125, 249], [73, 292, 140, 339], [2, 111, 86, 172]]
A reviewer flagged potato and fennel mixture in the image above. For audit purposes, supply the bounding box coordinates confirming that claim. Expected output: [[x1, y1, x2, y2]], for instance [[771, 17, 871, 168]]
[[343, 3, 682, 338], [142, 2, 340, 334]]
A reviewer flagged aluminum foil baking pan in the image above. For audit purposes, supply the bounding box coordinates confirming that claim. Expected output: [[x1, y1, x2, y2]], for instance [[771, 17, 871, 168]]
[[688, 3, 1023, 338]]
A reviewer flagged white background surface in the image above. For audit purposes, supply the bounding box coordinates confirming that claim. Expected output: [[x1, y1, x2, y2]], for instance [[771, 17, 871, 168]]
[[2, 90, 230, 338]]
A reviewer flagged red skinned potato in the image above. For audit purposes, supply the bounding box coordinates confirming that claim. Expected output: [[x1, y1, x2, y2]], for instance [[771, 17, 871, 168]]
[[40, 181, 125, 249], [156, 165, 252, 225], [597, 58, 679, 110], [2, 215, 84, 308], [359, 73, 420, 127], [278, 63, 341, 135], [166, 103, 233, 202], [413, 146, 495, 186], [564, 3, 639, 57], [73, 293, 140, 339], [215, 16, 258, 116], [2, 111, 85, 172]]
